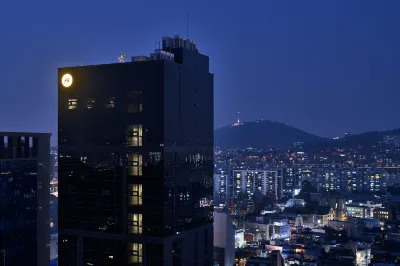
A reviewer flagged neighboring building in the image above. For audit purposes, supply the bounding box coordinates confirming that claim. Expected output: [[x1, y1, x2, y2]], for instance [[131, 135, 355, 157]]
[[373, 208, 393, 220], [347, 205, 371, 219], [245, 221, 272, 241], [285, 198, 305, 208], [316, 206, 335, 227], [306, 168, 389, 193], [318, 168, 346, 193], [246, 256, 273, 266], [235, 229, 245, 248], [328, 220, 355, 237], [348, 201, 382, 218], [58, 35, 214, 266], [357, 169, 388, 193], [356, 243, 371, 266], [214, 167, 228, 203], [359, 218, 380, 229], [0, 132, 51, 266], [281, 168, 308, 196], [346, 168, 388, 193], [213, 212, 235, 266], [246, 251, 284, 266], [244, 218, 290, 241], [272, 219, 291, 240], [320, 196, 347, 221], [233, 169, 282, 200]]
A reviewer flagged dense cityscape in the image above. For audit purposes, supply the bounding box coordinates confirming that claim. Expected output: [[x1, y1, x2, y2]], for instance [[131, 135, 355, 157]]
[[46, 122, 400, 265], [1, 1, 400, 266], [213, 122, 400, 265]]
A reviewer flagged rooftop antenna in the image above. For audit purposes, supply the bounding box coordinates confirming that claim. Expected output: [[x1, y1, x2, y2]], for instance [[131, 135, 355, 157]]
[[118, 53, 126, 63]]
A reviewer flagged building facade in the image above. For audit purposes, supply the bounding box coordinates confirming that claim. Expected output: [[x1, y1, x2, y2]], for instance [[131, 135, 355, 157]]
[[232, 169, 282, 200], [213, 212, 234, 266], [58, 35, 214, 266], [346, 205, 371, 219], [0, 132, 51, 266]]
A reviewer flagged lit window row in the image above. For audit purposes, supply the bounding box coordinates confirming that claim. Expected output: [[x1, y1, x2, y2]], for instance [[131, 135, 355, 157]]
[[129, 184, 142, 206], [68, 98, 116, 110], [128, 213, 142, 235], [67, 97, 142, 111], [127, 153, 142, 176], [127, 125, 142, 146], [68, 99, 78, 110], [128, 243, 142, 264]]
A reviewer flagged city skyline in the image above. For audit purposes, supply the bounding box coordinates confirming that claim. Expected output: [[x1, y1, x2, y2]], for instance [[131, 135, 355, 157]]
[[1, 0, 400, 144], [2, 1, 400, 265]]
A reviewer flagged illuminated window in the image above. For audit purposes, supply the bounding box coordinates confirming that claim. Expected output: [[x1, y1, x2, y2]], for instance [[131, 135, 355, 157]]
[[86, 98, 96, 109], [129, 184, 142, 206], [128, 243, 142, 264], [127, 125, 142, 146], [128, 213, 142, 234], [105, 97, 115, 108], [127, 153, 142, 176], [68, 99, 78, 110]]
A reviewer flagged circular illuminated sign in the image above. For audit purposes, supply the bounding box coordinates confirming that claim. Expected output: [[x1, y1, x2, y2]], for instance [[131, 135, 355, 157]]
[[61, 74, 73, 87]]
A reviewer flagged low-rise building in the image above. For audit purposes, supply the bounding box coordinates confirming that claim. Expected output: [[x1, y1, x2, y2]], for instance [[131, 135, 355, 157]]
[[373, 208, 392, 220], [272, 219, 291, 240], [285, 198, 305, 208], [316, 206, 335, 227], [328, 219, 355, 237], [246, 250, 284, 266], [347, 204, 371, 219]]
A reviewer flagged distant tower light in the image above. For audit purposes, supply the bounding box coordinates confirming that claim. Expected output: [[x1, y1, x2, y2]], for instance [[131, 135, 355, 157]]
[[118, 53, 127, 63], [232, 110, 242, 127]]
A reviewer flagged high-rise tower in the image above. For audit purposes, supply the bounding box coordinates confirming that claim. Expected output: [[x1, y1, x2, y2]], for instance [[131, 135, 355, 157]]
[[0, 132, 51, 266], [58, 35, 214, 266]]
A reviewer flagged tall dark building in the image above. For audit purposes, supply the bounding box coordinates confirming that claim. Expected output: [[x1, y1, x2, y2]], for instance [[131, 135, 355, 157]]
[[58, 35, 214, 266], [0, 132, 51, 266]]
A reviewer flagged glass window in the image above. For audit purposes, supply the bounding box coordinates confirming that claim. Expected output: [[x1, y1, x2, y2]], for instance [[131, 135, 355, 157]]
[[86, 98, 96, 109], [128, 243, 142, 264], [129, 184, 142, 206], [105, 97, 115, 108], [127, 153, 142, 176], [68, 99, 78, 110], [127, 125, 142, 146], [128, 213, 142, 235]]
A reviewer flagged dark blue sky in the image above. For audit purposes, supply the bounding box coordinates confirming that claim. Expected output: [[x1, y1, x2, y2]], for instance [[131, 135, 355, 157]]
[[1, 0, 399, 144]]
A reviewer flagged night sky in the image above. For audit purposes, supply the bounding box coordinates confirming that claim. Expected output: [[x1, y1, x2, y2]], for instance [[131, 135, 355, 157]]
[[1, 0, 400, 144]]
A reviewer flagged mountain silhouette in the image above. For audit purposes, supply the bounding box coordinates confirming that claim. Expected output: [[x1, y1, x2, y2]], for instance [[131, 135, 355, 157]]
[[214, 120, 327, 149], [308, 128, 400, 149]]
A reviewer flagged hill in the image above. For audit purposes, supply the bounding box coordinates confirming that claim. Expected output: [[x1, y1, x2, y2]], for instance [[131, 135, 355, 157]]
[[307, 128, 400, 149], [214, 120, 327, 149]]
